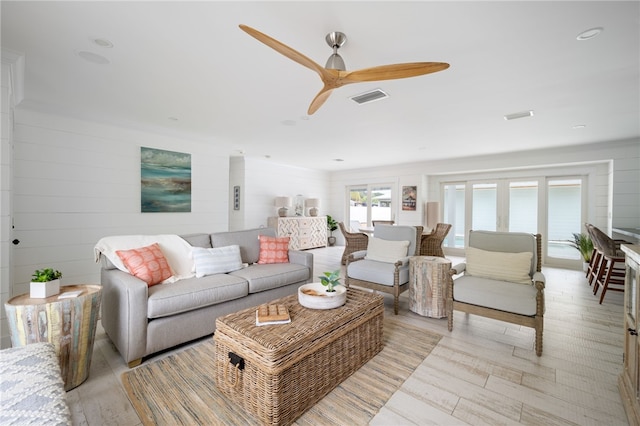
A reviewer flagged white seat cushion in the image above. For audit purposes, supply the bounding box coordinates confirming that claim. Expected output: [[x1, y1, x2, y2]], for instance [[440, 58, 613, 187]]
[[347, 259, 409, 286], [453, 275, 537, 316]]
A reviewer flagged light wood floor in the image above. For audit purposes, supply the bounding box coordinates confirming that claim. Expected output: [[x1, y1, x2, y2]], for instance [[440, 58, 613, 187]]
[[68, 246, 630, 425]]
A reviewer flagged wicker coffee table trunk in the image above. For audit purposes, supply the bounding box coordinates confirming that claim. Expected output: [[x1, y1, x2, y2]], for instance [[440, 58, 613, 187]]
[[214, 288, 384, 426]]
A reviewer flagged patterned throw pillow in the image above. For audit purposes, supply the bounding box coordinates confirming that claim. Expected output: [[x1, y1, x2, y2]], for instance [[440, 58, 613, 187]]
[[116, 243, 173, 286], [257, 235, 290, 264], [192, 245, 243, 277]]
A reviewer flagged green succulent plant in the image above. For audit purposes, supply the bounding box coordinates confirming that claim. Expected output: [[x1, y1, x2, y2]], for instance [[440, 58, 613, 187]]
[[318, 269, 341, 292], [31, 268, 62, 282]]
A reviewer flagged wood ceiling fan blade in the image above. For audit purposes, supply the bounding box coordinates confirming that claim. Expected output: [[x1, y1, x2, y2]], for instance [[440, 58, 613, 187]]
[[239, 24, 326, 76], [340, 62, 450, 84], [307, 87, 335, 115]]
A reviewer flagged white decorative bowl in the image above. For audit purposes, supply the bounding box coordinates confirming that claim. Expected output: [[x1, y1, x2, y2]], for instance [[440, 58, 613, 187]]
[[298, 283, 347, 310]]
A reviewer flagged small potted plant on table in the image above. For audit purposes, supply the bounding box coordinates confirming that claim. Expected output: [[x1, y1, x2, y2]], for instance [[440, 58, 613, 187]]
[[30, 268, 62, 298], [298, 269, 347, 309]]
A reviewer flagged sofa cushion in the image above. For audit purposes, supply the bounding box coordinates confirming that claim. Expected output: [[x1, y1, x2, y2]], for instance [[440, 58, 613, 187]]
[[116, 243, 173, 286], [365, 237, 409, 263], [147, 274, 249, 318], [257, 235, 290, 264], [453, 275, 538, 316], [466, 246, 532, 284], [180, 233, 211, 248], [347, 259, 409, 286], [229, 263, 310, 293], [211, 228, 277, 264], [192, 245, 243, 277]]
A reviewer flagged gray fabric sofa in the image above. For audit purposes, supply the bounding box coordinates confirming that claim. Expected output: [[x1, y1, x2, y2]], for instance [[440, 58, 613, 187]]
[[99, 227, 313, 367]]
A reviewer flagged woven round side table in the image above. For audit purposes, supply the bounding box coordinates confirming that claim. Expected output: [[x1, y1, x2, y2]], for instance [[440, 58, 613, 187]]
[[5, 284, 102, 390]]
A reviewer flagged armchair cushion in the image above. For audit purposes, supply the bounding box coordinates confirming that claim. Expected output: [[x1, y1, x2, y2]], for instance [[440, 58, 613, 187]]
[[364, 237, 410, 263], [347, 259, 409, 286], [452, 275, 538, 316], [465, 246, 532, 285]]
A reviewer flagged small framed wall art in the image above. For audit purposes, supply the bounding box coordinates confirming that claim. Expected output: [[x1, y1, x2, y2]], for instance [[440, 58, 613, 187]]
[[402, 186, 417, 211]]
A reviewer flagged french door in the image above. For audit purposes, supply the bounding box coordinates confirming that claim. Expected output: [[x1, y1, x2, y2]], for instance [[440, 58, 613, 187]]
[[347, 184, 394, 227]]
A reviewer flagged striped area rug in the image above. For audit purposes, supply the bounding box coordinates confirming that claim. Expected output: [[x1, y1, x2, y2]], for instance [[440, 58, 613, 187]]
[[122, 316, 441, 425]]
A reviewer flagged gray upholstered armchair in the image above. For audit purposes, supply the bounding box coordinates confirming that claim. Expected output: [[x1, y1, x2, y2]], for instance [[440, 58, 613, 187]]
[[345, 224, 423, 314], [447, 230, 545, 356]]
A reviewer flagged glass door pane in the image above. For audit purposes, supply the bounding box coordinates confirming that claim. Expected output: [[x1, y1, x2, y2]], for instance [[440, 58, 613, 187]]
[[509, 181, 538, 233], [371, 186, 392, 223], [349, 187, 367, 228], [443, 183, 465, 248], [547, 178, 582, 260], [472, 183, 497, 231]]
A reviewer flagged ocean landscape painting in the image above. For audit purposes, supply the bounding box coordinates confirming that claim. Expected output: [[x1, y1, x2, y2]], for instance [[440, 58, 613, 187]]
[[141, 147, 191, 212]]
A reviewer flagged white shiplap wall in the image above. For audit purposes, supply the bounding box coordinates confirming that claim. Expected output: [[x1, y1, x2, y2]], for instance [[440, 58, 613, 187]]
[[10, 110, 230, 297], [1, 61, 15, 349]]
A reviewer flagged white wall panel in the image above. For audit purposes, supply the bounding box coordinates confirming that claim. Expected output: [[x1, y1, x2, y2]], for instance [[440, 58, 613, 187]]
[[10, 110, 229, 294]]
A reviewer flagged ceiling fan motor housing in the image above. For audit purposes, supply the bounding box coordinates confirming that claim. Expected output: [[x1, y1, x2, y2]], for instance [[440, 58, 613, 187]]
[[325, 32, 347, 70]]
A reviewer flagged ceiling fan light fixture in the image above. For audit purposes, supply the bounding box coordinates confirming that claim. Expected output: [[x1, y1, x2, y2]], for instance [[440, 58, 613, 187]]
[[325, 52, 346, 71], [577, 27, 603, 41]]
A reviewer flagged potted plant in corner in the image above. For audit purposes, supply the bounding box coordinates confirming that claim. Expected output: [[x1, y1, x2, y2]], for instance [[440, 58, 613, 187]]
[[30, 268, 62, 298], [569, 233, 594, 271], [326, 215, 338, 246]]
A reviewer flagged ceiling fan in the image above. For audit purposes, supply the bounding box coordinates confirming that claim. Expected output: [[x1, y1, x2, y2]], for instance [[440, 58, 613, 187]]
[[239, 24, 450, 115]]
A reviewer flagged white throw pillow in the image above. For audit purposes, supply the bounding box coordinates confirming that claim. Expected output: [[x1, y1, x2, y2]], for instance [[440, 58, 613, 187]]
[[365, 237, 410, 263], [192, 245, 243, 277], [465, 246, 533, 284]]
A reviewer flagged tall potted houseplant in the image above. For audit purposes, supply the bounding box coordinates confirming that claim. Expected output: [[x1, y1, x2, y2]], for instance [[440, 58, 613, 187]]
[[326, 215, 338, 246], [569, 233, 594, 271]]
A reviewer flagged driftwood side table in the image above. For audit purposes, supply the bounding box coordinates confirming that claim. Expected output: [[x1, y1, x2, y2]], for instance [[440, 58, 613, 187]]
[[409, 256, 451, 318], [5, 284, 102, 390]]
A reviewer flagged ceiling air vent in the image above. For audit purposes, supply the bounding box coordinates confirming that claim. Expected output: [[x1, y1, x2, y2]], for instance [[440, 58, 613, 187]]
[[350, 89, 389, 105]]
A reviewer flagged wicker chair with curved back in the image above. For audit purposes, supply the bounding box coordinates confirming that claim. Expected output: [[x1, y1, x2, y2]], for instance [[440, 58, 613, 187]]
[[345, 225, 423, 314], [372, 220, 395, 226], [338, 222, 369, 265], [420, 223, 452, 257]]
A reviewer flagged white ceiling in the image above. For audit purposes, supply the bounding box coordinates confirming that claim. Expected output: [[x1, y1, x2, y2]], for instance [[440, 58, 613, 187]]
[[2, 1, 639, 171]]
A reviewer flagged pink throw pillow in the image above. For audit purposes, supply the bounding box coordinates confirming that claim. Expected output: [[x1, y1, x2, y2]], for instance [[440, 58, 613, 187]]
[[257, 235, 290, 264], [116, 243, 173, 286]]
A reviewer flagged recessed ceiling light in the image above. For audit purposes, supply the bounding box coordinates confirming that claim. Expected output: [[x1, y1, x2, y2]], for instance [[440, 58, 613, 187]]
[[168, 117, 179, 121], [577, 27, 603, 41], [91, 38, 114, 48], [75, 50, 110, 65], [504, 110, 534, 121], [333, 158, 344, 162], [572, 124, 586, 129]]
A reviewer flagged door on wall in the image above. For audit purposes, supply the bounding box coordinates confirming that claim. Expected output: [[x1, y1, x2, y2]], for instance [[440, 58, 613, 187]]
[[546, 177, 585, 266], [348, 184, 394, 228]]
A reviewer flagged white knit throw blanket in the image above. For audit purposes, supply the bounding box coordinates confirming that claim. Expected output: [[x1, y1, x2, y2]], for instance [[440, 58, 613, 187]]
[[94, 234, 195, 283]]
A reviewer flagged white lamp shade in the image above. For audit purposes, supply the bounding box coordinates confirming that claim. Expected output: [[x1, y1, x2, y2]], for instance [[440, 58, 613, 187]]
[[304, 198, 320, 208], [274, 196, 292, 208]]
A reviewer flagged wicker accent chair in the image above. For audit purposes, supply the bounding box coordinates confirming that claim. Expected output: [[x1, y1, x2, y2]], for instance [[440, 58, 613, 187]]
[[338, 222, 369, 265], [420, 223, 452, 257], [345, 225, 423, 314], [447, 230, 545, 356]]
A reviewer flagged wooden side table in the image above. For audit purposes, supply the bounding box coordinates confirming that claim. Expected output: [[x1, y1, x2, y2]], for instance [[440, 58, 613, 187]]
[[4, 284, 102, 390], [409, 256, 451, 318]]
